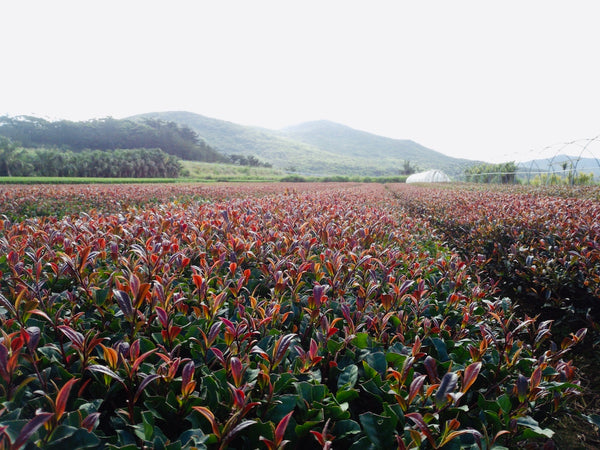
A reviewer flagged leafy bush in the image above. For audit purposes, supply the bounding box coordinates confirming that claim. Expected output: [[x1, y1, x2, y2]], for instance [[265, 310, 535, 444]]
[[2, 147, 182, 178], [280, 175, 308, 182]]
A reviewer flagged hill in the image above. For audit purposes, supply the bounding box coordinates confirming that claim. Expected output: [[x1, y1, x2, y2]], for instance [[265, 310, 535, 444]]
[[129, 112, 473, 177], [280, 120, 473, 177], [517, 154, 600, 181], [130, 111, 333, 174], [517, 154, 600, 183], [0, 115, 225, 162], [517, 154, 600, 185]]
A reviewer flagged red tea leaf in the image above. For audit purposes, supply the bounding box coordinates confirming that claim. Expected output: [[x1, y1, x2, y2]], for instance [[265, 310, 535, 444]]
[[515, 373, 528, 403], [439, 428, 482, 448], [135, 282, 152, 309], [133, 374, 160, 403], [13, 411, 54, 450], [275, 411, 294, 445], [58, 325, 84, 350], [113, 289, 133, 318], [435, 372, 458, 409], [231, 386, 246, 409], [230, 356, 244, 387], [461, 362, 482, 393], [0, 292, 16, 316], [192, 273, 204, 290], [408, 374, 427, 404], [406, 412, 436, 448], [210, 347, 226, 367], [24, 326, 41, 353], [225, 419, 256, 442], [81, 412, 101, 432], [181, 360, 195, 387], [87, 364, 124, 383], [131, 348, 158, 373], [272, 333, 296, 368], [193, 406, 221, 438], [0, 344, 8, 380], [55, 377, 78, 421], [530, 366, 542, 390], [129, 273, 141, 297], [155, 306, 169, 328], [423, 356, 439, 383]]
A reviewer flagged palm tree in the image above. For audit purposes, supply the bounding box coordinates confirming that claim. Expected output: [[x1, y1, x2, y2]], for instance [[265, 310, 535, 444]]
[[0, 136, 17, 176]]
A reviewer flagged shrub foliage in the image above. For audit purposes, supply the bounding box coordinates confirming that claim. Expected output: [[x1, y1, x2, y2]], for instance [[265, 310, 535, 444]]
[[0, 183, 589, 449]]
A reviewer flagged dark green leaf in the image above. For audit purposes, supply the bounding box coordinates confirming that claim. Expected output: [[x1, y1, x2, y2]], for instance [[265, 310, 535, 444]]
[[335, 387, 359, 403], [516, 416, 554, 438], [498, 394, 512, 414], [327, 339, 344, 353], [364, 352, 387, 376], [43, 425, 101, 450], [348, 436, 378, 450], [332, 419, 361, 440], [338, 364, 358, 389], [352, 332, 371, 349], [265, 394, 297, 423], [428, 337, 450, 362], [385, 351, 406, 368], [295, 381, 327, 403], [295, 419, 324, 436], [359, 412, 397, 448]]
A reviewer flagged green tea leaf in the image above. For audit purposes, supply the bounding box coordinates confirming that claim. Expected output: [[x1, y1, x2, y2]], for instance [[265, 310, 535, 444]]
[[43, 425, 101, 450], [365, 352, 387, 376], [352, 332, 371, 349], [359, 412, 397, 448], [335, 387, 359, 403], [516, 416, 554, 438], [338, 364, 358, 389], [332, 419, 361, 440]]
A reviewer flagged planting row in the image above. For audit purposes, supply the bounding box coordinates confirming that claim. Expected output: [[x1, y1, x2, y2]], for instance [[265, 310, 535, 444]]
[[0, 182, 348, 221], [0, 183, 585, 449], [388, 183, 600, 320]]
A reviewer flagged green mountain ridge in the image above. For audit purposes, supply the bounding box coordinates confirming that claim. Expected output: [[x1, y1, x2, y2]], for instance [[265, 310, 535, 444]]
[[129, 111, 475, 177], [279, 120, 473, 176]]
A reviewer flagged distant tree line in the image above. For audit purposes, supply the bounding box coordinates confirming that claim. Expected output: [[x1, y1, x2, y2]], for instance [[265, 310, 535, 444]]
[[464, 161, 518, 184], [0, 139, 181, 178], [529, 171, 595, 186], [229, 154, 272, 168], [0, 115, 225, 162], [400, 160, 417, 175], [0, 116, 273, 176]]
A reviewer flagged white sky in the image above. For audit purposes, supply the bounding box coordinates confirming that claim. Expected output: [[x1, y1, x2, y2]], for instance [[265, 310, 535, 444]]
[[1, 1, 599, 163]]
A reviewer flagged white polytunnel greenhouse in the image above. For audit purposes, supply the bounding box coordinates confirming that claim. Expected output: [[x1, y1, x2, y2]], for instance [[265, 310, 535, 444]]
[[406, 170, 451, 183]]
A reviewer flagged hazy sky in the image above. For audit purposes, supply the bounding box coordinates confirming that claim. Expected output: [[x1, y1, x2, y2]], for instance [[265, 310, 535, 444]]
[[2, 1, 599, 163]]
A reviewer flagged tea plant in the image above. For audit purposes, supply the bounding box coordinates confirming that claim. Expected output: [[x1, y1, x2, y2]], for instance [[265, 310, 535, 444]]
[[0, 182, 587, 448]]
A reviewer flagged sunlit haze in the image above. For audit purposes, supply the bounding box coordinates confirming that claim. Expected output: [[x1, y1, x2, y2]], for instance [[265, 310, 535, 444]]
[[2, 1, 599, 163]]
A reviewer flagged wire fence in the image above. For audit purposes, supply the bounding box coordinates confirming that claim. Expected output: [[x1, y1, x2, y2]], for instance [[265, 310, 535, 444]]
[[455, 134, 600, 185]]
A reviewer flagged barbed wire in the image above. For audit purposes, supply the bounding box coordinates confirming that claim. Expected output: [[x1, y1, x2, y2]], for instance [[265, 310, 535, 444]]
[[455, 134, 600, 185]]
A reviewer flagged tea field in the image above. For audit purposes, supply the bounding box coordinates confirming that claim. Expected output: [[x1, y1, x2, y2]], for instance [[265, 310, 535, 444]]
[[0, 182, 598, 449]]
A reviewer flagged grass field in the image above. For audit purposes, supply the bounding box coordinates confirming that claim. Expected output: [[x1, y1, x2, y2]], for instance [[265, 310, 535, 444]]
[[0, 160, 413, 185], [0, 176, 181, 184], [180, 161, 285, 182]]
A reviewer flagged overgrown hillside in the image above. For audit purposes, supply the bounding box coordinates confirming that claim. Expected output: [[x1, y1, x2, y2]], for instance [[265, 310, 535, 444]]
[[0, 115, 226, 163], [130, 111, 474, 177], [281, 120, 473, 177], [130, 111, 340, 175]]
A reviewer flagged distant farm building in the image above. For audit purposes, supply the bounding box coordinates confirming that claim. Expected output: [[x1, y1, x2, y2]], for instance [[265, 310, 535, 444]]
[[406, 170, 451, 183]]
